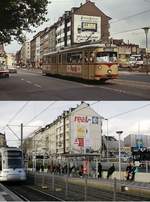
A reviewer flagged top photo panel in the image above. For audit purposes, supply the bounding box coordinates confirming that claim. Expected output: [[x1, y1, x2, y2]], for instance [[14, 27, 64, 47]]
[[0, 0, 150, 101]]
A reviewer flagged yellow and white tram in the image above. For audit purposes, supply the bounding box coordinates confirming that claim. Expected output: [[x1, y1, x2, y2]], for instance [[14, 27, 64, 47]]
[[0, 147, 26, 181], [42, 43, 119, 81]]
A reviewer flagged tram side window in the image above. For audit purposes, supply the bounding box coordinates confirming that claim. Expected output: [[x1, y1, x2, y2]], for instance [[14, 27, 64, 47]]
[[0, 153, 2, 171], [67, 52, 83, 64], [62, 54, 67, 64], [84, 51, 89, 64], [52, 56, 56, 64], [58, 54, 62, 64]]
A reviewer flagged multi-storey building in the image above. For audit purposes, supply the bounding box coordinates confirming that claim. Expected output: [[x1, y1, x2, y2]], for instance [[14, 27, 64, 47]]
[[0, 133, 7, 147], [0, 44, 6, 66], [55, 0, 111, 50], [20, 41, 30, 67], [124, 134, 150, 148], [24, 102, 103, 160]]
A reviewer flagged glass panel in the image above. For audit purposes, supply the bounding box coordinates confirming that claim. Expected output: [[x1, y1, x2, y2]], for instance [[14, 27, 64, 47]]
[[96, 52, 117, 63]]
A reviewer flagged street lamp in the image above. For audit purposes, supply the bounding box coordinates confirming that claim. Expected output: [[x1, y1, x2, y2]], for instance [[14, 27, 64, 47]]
[[116, 131, 123, 180], [142, 27, 150, 74], [104, 118, 109, 161]]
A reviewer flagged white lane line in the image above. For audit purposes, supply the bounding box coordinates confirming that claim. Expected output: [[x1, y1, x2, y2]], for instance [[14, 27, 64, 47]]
[[34, 84, 42, 88], [26, 80, 32, 84], [82, 84, 95, 88], [21, 78, 24, 81]]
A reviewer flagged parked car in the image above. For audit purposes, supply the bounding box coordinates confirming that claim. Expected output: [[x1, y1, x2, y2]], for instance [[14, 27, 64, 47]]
[[0, 65, 9, 78], [8, 67, 17, 73]]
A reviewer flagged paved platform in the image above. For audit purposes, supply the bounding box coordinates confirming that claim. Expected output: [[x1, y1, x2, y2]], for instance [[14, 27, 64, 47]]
[[0, 183, 22, 201]]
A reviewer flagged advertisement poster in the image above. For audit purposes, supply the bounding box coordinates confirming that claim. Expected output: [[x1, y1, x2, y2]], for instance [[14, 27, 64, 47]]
[[74, 14, 101, 43], [72, 115, 99, 153]]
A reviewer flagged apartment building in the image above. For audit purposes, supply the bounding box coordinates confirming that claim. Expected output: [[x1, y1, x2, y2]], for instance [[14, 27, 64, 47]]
[[20, 41, 30, 67], [0, 133, 7, 147], [55, 0, 111, 50], [24, 102, 103, 160]]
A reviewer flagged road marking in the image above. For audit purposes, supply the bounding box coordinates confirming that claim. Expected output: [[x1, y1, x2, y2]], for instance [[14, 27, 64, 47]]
[[26, 80, 32, 84], [97, 85, 149, 99], [21, 78, 24, 81], [82, 84, 95, 88], [34, 84, 42, 88]]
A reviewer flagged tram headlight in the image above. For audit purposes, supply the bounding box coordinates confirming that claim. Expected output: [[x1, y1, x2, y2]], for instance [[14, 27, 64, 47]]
[[97, 66, 102, 70], [107, 69, 112, 74]]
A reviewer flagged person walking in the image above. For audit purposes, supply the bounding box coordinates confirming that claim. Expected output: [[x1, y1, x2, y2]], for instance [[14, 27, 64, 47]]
[[131, 164, 137, 181], [126, 163, 132, 180], [98, 163, 102, 178], [107, 164, 115, 179]]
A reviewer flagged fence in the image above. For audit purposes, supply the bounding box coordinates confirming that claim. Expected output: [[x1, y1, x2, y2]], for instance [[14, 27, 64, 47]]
[[27, 170, 149, 201]]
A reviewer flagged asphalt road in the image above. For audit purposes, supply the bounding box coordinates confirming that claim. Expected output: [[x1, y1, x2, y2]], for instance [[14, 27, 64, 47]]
[[0, 69, 150, 100]]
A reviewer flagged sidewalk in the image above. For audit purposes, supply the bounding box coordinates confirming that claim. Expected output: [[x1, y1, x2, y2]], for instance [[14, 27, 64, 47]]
[[0, 183, 21, 201]]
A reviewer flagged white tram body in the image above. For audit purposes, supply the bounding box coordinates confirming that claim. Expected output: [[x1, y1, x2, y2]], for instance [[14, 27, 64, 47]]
[[0, 147, 26, 181]]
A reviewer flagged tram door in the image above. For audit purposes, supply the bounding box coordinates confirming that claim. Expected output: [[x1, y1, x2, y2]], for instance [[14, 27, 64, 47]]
[[83, 51, 90, 80], [83, 50, 95, 80]]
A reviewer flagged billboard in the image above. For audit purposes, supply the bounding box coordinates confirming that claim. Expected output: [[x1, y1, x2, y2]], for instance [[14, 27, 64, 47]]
[[71, 115, 100, 153], [73, 14, 101, 43]]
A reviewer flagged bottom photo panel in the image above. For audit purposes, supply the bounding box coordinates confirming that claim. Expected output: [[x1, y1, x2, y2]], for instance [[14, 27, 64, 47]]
[[0, 101, 150, 201]]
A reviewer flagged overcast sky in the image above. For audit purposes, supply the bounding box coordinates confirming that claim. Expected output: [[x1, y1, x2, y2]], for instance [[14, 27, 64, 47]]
[[5, 0, 150, 53], [0, 101, 150, 147]]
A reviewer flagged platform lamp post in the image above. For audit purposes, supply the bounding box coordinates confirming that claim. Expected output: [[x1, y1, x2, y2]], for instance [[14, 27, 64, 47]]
[[104, 118, 109, 161], [116, 131, 123, 180], [142, 27, 150, 74]]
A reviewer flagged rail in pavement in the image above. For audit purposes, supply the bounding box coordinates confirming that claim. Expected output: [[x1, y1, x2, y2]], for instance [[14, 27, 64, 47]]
[[0, 183, 22, 201]]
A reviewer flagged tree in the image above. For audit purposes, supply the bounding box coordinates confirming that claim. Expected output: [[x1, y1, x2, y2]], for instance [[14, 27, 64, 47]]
[[0, 0, 49, 44]]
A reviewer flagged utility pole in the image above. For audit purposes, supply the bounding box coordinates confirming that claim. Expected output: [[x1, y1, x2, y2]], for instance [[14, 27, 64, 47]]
[[116, 131, 123, 181], [21, 123, 23, 151]]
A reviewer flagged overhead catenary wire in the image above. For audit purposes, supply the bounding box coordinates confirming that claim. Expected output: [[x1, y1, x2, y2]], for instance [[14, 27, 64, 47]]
[[0, 101, 30, 132], [110, 8, 150, 24], [25, 101, 57, 126], [107, 103, 150, 120]]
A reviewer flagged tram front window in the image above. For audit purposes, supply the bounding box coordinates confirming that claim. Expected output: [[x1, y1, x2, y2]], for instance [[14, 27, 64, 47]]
[[7, 159, 22, 169], [96, 52, 117, 63]]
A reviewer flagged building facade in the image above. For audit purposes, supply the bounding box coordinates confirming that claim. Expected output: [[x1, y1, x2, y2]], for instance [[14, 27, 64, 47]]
[[124, 134, 150, 148], [0, 44, 6, 66], [20, 41, 30, 67], [24, 102, 103, 160], [0, 133, 7, 147], [55, 0, 111, 50]]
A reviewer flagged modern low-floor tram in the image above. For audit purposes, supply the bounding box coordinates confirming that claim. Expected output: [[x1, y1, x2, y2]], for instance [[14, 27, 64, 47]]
[[0, 147, 26, 181]]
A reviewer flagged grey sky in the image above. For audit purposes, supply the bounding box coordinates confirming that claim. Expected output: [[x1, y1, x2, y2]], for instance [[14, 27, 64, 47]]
[[5, 0, 150, 53], [0, 101, 150, 147]]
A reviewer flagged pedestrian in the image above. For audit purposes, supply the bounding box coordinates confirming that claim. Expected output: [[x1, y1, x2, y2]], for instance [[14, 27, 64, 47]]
[[98, 163, 102, 178], [131, 164, 137, 181], [107, 164, 115, 179], [126, 163, 132, 180], [40, 165, 44, 172]]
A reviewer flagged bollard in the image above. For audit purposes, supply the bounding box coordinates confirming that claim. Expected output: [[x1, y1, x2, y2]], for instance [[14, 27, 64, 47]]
[[65, 174, 69, 199], [113, 178, 117, 201], [84, 175, 88, 201], [34, 171, 36, 185], [52, 172, 54, 192]]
